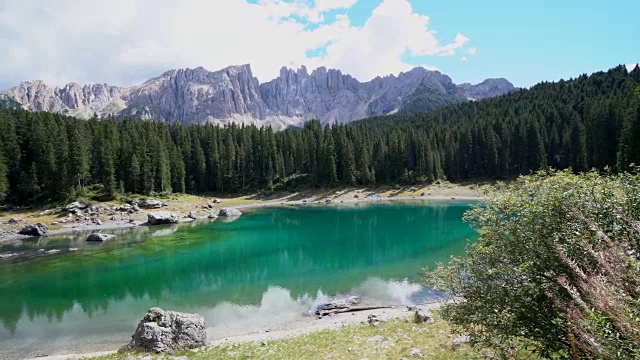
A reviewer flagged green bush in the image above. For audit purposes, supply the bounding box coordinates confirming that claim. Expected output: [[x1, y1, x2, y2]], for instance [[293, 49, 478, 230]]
[[426, 170, 640, 358]]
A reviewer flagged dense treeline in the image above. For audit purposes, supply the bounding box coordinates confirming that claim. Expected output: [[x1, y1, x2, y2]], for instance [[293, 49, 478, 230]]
[[0, 65, 638, 204]]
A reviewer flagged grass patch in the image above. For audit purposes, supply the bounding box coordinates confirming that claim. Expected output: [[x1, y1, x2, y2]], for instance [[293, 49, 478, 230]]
[[88, 314, 537, 360]]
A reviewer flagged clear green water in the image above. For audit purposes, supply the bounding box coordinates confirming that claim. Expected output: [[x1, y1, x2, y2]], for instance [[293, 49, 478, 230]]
[[0, 201, 475, 359]]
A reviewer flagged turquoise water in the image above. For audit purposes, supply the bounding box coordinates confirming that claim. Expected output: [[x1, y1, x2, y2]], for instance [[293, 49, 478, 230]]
[[0, 201, 476, 358]]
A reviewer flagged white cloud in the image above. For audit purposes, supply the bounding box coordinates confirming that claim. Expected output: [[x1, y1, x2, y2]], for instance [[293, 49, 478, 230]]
[[0, 0, 471, 88], [627, 64, 639, 72], [467, 47, 477, 55], [461, 56, 468, 62]]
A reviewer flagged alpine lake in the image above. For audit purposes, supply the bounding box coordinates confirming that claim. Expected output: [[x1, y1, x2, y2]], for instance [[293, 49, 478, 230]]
[[0, 200, 477, 359]]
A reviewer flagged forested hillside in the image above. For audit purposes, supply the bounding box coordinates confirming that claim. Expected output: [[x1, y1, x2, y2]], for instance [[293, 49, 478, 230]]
[[0, 65, 638, 204]]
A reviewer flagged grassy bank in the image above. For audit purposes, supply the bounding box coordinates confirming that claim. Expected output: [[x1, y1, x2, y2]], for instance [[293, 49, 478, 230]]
[[88, 314, 531, 360]]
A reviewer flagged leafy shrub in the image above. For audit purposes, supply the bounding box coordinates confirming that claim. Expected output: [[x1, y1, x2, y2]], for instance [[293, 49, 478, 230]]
[[426, 170, 640, 358]]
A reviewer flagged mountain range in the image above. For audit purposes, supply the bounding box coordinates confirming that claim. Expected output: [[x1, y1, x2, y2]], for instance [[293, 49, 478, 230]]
[[0, 64, 515, 129]]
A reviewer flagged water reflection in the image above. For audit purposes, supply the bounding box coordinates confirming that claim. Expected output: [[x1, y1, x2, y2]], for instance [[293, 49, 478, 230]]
[[0, 201, 475, 358]]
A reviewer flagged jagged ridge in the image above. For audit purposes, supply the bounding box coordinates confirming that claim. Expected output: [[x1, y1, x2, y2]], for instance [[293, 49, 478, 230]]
[[1, 64, 515, 129]]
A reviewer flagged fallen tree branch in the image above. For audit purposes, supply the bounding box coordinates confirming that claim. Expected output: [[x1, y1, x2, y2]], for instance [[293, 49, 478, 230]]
[[315, 305, 392, 317]]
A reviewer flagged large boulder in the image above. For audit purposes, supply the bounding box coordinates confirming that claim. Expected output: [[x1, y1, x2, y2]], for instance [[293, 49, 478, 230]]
[[121, 308, 206, 353], [140, 199, 163, 209], [18, 223, 49, 236], [147, 212, 178, 225], [217, 208, 242, 217], [86, 233, 116, 242]]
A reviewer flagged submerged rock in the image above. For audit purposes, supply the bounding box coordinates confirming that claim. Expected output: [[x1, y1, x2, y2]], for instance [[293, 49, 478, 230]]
[[18, 223, 49, 236], [217, 208, 242, 217], [121, 307, 206, 353], [147, 212, 178, 225], [86, 233, 116, 242]]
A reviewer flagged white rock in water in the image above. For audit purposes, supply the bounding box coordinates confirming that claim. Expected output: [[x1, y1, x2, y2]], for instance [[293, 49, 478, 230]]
[[147, 212, 179, 225], [218, 208, 242, 217]]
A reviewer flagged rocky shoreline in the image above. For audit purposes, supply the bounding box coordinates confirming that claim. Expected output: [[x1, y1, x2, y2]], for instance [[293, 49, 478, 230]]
[[0, 185, 483, 245]]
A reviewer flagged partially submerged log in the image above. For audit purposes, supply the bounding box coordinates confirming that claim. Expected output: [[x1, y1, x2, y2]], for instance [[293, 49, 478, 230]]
[[315, 305, 392, 317], [315, 295, 360, 312]]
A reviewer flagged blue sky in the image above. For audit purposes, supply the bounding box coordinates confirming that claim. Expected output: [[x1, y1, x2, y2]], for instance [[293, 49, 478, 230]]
[[402, 0, 640, 86], [0, 0, 637, 90]]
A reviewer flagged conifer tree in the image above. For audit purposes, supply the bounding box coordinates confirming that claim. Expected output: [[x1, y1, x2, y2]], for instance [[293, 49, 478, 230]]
[[0, 153, 8, 201], [569, 113, 588, 172]]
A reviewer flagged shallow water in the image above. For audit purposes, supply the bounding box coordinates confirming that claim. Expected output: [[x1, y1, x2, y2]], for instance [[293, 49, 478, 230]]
[[0, 201, 476, 359]]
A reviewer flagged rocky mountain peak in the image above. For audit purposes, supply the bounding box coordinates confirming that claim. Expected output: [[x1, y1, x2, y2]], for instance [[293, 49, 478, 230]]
[[2, 64, 516, 129], [459, 78, 516, 100]]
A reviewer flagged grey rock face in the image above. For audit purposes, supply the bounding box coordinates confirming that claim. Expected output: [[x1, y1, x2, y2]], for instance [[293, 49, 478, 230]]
[[122, 307, 206, 353], [4, 80, 128, 119], [18, 223, 49, 236], [140, 199, 163, 209], [2, 65, 515, 128], [458, 78, 516, 100], [86, 233, 116, 242], [147, 212, 178, 225], [217, 208, 242, 217]]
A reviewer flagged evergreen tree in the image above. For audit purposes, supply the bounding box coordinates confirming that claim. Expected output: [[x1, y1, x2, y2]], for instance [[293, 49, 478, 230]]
[[67, 126, 89, 194], [321, 126, 338, 185], [130, 154, 141, 194], [0, 153, 8, 201], [569, 113, 588, 172], [617, 94, 640, 170]]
